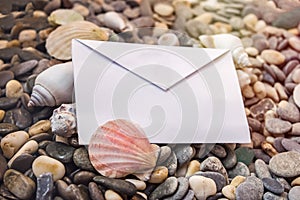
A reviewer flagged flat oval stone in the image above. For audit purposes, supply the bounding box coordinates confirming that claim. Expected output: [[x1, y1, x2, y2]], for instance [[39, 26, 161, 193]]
[[45, 142, 75, 163], [28, 120, 51, 136], [289, 186, 300, 200], [211, 144, 227, 158], [3, 108, 32, 129], [149, 177, 178, 200], [0, 122, 19, 136], [261, 50, 285, 65], [149, 166, 168, 184], [93, 176, 137, 196], [10, 60, 38, 77], [255, 159, 272, 179], [201, 156, 228, 181], [236, 182, 261, 200], [10, 153, 35, 173], [262, 177, 284, 195], [265, 118, 292, 135], [0, 70, 14, 88], [189, 176, 217, 200], [163, 177, 189, 200], [277, 101, 300, 123], [228, 162, 250, 178], [269, 151, 300, 178], [73, 147, 94, 171], [174, 145, 194, 167], [157, 146, 171, 165], [273, 137, 286, 153], [0, 97, 19, 110], [73, 171, 95, 185], [289, 36, 300, 52], [89, 182, 105, 200], [125, 179, 146, 191], [4, 169, 36, 200], [263, 191, 287, 200], [281, 138, 300, 153], [194, 171, 226, 192]]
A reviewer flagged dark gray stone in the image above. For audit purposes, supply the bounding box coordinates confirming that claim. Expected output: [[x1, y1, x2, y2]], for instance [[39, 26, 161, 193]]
[[211, 144, 227, 158], [228, 162, 250, 178], [182, 190, 194, 200], [36, 173, 53, 200], [0, 70, 14, 88], [3, 108, 32, 129], [173, 145, 194, 167], [164, 177, 189, 200], [88, 182, 105, 200], [222, 146, 237, 169], [0, 122, 19, 136], [0, 97, 19, 110], [73, 171, 96, 185], [73, 147, 95, 171], [10, 153, 35, 173], [10, 60, 38, 77], [46, 142, 75, 163], [236, 182, 261, 200], [262, 177, 284, 195], [149, 177, 178, 200], [281, 138, 300, 153], [0, 153, 7, 182]]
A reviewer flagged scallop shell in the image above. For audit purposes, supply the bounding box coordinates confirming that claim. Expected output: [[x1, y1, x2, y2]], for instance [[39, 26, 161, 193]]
[[199, 34, 252, 68], [48, 9, 84, 26], [28, 62, 74, 107], [88, 119, 159, 181], [46, 21, 109, 60], [50, 103, 77, 137]]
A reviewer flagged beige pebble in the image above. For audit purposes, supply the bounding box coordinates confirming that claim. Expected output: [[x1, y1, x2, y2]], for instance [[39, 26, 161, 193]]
[[72, 3, 89, 17], [294, 84, 300, 108], [292, 69, 300, 84], [253, 81, 267, 99], [264, 110, 277, 120], [5, 80, 23, 98], [33, 10, 47, 18], [137, 192, 147, 199], [214, 22, 232, 33], [255, 20, 267, 32], [125, 179, 146, 190], [0, 40, 8, 49], [274, 83, 288, 100], [243, 13, 258, 30], [288, 36, 300, 51], [32, 155, 65, 181], [153, 2, 174, 17], [1, 131, 29, 159], [291, 177, 300, 186], [149, 166, 168, 183], [194, 13, 213, 24], [186, 160, 200, 177], [264, 83, 279, 102], [8, 140, 38, 167], [28, 120, 51, 136], [261, 50, 285, 65], [105, 190, 123, 200], [189, 175, 217, 200], [230, 175, 246, 187], [242, 85, 255, 98], [245, 47, 259, 57], [222, 185, 236, 200], [18, 29, 37, 43], [237, 70, 251, 88], [0, 110, 5, 122], [266, 136, 275, 144]]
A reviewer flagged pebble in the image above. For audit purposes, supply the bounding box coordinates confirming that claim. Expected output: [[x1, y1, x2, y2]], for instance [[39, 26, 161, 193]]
[[45, 142, 75, 163], [250, 98, 276, 121], [0, 70, 14, 88], [236, 181, 262, 200], [174, 145, 194, 167], [125, 179, 146, 191], [201, 156, 228, 181], [261, 50, 285, 65], [265, 118, 292, 135], [189, 175, 217, 200], [73, 171, 95, 185], [94, 176, 137, 196], [19, 29, 37, 43], [263, 192, 287, 200], [254, 159, 272, 179], [28, 120, 51, 136], [105, 190, 122, 200], [291, 123, 300, 135], [288, 36, 300, 52], [0, 130, 29, 158], [182, 189, 195, 200], [4, 169, 36, 199], [157, 146, 171, 165], [262, 177, 284, 195], [235, 147, 255, 165], [0, 153, 7, 182], [164, 177, 189, 200], [157, 33, 179, 46], [153, 2, 174, 17], [0, 97, 19, 110], [281, 138, 300, 152], [9, 60, 38, 77], [228, 162, 250, 178], [149, 166, 168, 184], [277, 101, 300, 123], [222, 146, 237, 169], [222, 185, 236, 200], [0, 122, 19, 136], [89, 182, 105, 200], [289, 186, 300, 200], [149, 177, 178, 200], [195, 171, 227, 192], [3, 108, 32, 129], [210, 144, 227, 158], [32, 155, 65, 181], [10, 153, 35, 173], [164, 151, 177, 176], [251, 132, 265, 148], [291, 177, 300, 186], [73, 147, 95, 171], [36, 173, 54, 200], [293, 84, 300, 108], [269, 151, 300, 177], [230, 175, 246, 187], [185, 160, 200, 177]]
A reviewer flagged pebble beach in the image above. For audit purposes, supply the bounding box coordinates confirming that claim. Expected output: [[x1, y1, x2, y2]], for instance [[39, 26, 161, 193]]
[[1, 0, 300, 199]]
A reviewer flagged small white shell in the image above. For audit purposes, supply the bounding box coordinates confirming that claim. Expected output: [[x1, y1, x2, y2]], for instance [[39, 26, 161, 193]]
[[88, 119, 159, 181], [28, 62, 74, 107], [46, 21, 108, 60], [50, 103, 77, 137], [48, 9, 84, 26], [199, 34, 252, 68], [102, 11, 127, 32]]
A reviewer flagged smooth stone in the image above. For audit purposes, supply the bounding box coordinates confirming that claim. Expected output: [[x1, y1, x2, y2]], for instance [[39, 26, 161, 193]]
[[8, 140, 38, 167], [291, 123, 300, 135], [269, 151, 300, 177], [157, 33, 179, 46], [201, 156, 228, 181], [182, 190, 195, 200], [230, 175, 246, 187], [0, 123, 19, 136], [0, 130, 29, 158], [293, 84, 300, 108], [32, 155, 65, 181], [104, 190, 122, 200], [272, 6, 300, 29], [4, 169, 36, 200], [211, 144, 227, 158], [157, 146, 172, 165], [0, 97, 19, 110], [195, 171, 226, 192], [261, 50, 285, 65], [0, 110, 4, 122], [292, 69, 300, 84], [253, 149, 271, 164], [125, 179, 146, 191], [0, 153, 7, 182], [289, 186, 300, 200], [253, 38, 269, 53], [89, 182, 105, 200], [228, 162, 250, 178], [36, 172, 54, 200], [164, 151, 177, 176], [0, 70, 14, 88], [265, 118, 292, 135], [273, 137, 286, 153], [73, 171, 95, 185], [277, 101, 300, 123], [153, 2, 174, 16], [250, 98, 276, 121], [173, 144, 194, 167], [3, 108, 32, 129], [94, 176, 137, 196], [131, 16, 155, 28], [222, 146, 237, 169], [292, 176, 300, 186], [45, 142, 75, 163], [73, 147, 94, 171], [263, 191, 288, 200], [236, 182, 261, 200], [28, 120, 51, 136], [281, 138, 300, 152], [149, 166, 168, 184], [289, 36, 300, 52], [255, 159, 272, 179], [19, 29, 37, 42], [251, 132, 265, 148], [235, 147, 255, 166], [222, 185, 236, 200], [185, 160, 200, 177], [9, 60, 38, 77], [164, 177, 189, 200], [0, 47, 21, 62], [276, 177, 291, 193], [262, 177, 284, 195], [189, 175, 217, 200], [5, 80, 23, 98], [246, 176, 264, 197], [10, 153, 35, 173], [149, 177, 178, 200]]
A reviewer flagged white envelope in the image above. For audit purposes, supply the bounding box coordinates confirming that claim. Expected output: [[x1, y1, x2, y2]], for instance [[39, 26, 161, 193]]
[[72, 39, 250, 144]]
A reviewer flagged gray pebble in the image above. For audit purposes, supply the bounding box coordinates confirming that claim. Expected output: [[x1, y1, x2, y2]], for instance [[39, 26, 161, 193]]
[[255, 159, 272, 179], [0, 70, 14, 88], [164, 151, 177, 176], [210, 144, 227, 158], [247, 175, 264, 197], [273, 137, 286, 153], [194, 171, 226, 192], [201, 156, 228, 181], [164, 177, 189, 200], [0, 122, 19, 136], [3, 108, 32, 129], [73, 147, 95, 171], [149, 177, 178, 200], [131, 16, 154, 27], [157, 146, 172, 165], [46, 142, 75, 163], [236, 182, 261, 200], [222, 145, 237, 169], [276, 177, 291, 192], [173, 144, 194, 167], [0, 97, 19, 110], [253, 149, 271, 163], [93, 176, 137, 196], [89, 182, 105, 200], [36, 173, 53, 200], [263, 192, 288, 200], [10, 60, 38, 77], [10, 153, 35, 173], [262, 177, 284, 195], [265, 118, 292, 135], [277, 101, 300, 123], [281, 138, 300, 153], [272, 7, 300, 29], [73, 171, 96, 185], [228, 162, 250, 178], [288, 186, 300, 200]]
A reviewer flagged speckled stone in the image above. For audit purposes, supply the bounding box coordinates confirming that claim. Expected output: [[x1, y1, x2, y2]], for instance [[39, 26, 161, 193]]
[[289, 186, 300, 200], [45, 142, 75, 163], [281, 138, 300, 153], [262, 177, 284, 195], [255, 159, 272, 179], [228, 162, 250, 178], [149, 177, 178, 200], [173, 145, 194, 167], [236, 181, 261, 200], [164, 177, 189, 200], [265, 118, 292, 135], [73, 147, 95, 171], [277, 101, 300, 123], [263, 191, 287, 200], [201, 156, 228, 181], [195, 172, 226, 192], [211, 144, 227, 158]]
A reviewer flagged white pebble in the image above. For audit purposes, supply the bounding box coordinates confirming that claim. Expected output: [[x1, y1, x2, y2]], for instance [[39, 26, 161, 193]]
[[189, 175, 217, 200]]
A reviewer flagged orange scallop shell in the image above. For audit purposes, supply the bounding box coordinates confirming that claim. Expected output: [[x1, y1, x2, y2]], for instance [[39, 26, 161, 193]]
[[88, 119, 158, 180]]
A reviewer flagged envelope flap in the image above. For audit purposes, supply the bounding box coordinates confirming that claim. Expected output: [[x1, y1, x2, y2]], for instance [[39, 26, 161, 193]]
[[77, 39, 229, 90]]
